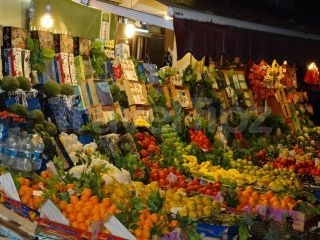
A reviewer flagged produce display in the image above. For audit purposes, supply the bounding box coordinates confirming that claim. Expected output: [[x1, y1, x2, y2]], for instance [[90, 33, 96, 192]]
[[1, 28, 320, 240]]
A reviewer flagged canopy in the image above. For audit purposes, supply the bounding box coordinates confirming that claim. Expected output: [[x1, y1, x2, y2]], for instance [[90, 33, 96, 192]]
[[173, 18, 320, 67], [32, 0, 102, 39]]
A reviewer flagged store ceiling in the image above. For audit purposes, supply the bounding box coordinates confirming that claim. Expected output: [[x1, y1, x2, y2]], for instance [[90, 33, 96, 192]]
[[157, 0, 320, 34]]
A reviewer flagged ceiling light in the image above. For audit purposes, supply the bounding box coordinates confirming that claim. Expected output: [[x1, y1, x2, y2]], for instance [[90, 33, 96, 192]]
[[41, 0, 54, 29]]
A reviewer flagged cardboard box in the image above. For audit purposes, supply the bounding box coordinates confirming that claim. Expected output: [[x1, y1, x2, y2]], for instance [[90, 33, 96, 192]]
[[115, 43, 130, 59], [118, 59, 138, 81], [53, 34, 73, 54], [169, 85, 193, 109], [30, 30, 54, 50], [35, 218, 91, 239], [73, 37, 91, 57], [123, 80, 148, 106], [129, 105, 154, 122], [2, 27, 27, 49], [2, 48, 31, 79]]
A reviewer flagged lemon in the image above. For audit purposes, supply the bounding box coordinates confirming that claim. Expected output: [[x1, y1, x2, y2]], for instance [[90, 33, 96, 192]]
[[203, 206, 213, 217], [197, 208, 203, 218], [173, 192, 182, 201], [186, 201, 197, 211], [178, 209, 188, 217], [166, 189, 174, 199], [188, 211, 198, 219], [202, 196, 212, 205]]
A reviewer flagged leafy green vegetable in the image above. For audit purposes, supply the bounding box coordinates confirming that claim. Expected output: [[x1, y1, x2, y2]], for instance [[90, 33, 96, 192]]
[[90, 40, 107, 78]]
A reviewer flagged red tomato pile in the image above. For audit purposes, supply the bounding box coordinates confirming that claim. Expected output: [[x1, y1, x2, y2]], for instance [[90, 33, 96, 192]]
[[186, 179, 222, 196], [149, 166, 222, 196], [135, 131, 161, 158], [149, 166, 186, 189], [189, 129, 212, 151]]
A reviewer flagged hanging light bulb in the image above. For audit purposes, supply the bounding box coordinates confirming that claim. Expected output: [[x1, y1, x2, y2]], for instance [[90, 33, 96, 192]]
[[125, 23, 135, 38], [41, 0, 54, 29]]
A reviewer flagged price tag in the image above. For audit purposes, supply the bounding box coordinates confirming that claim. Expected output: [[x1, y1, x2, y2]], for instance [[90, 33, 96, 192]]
[[166, 172, 178, 183]]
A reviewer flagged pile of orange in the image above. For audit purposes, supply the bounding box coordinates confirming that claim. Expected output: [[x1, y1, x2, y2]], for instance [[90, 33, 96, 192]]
[[133, 210, 179, 240], [59, 188, 117, 232], [237, 186, 297, 212], [17, 177, 45, 210]]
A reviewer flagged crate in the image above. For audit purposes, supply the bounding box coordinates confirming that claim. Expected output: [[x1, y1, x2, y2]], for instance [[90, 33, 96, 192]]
[[169, 85, 193, 109], [0, 204, 36, 239], [123, 80, 148, 106]]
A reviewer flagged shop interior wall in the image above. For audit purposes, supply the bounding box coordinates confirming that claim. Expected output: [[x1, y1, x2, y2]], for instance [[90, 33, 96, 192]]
[[0, 0, 30, 28]]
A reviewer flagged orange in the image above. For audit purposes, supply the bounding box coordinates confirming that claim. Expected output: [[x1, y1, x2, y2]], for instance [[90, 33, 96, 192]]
[[143, 219, 153, 228], [40, 171, 49, 178], [269, 196, 279, 204], [21, 196, 29, 205], [142, 229, 150, 239], [251, 191, 260, 201], [92, 213, 100, 222], [168, 220, 179, 228], [78, 222, 88, 232], [82, 206, 91, 217], [265, 190, 274, 199], [134, 228, 143, 237], [66, 183, 74, 190], [150, 213, 159, 224], [68, 212, 77, 222], [81, 194, 90, 202], [85, 219, 92, 227], [59, 200, 68, 210], [90, 196, 99, 205], [81, 188, 92, 197], [238, 196, 248, 204], [139, 212, 146, 222], [65, 204, 74, 214], [101, 198, 112, 207], [75, 201, 84, 211], [271, 201, 281, 209], [18, 187, 26, 197], [24, 179, 31, 187], [248, 198, 257, 207], [77, 212, 86, 223], [70, 196, 79, 204], [71, 221, 79, 229]]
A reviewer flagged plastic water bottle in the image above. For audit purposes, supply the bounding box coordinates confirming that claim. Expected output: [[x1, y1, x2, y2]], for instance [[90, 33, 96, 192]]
[[0, 123, 8, 163], [31, 133, 44, 170], [14, 132, 33, 172], [3, 128, 20, 167]]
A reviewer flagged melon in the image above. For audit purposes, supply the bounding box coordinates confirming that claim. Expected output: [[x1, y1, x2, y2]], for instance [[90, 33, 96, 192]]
[[35, 123, 45, 132], [60, 83, 74, 96], [9, 103, 28, 117], [1, 76, 19, 92], [43, 120, 57, 137], [28, 110, 45, 124], [17, 76, 32, 91], [43, 80, 61, 97]]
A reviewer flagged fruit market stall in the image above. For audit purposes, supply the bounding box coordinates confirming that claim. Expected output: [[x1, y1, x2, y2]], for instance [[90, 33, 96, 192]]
[[1, 13, 320, 240]]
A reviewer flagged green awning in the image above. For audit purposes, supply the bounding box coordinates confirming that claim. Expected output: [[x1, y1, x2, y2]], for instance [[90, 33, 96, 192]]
[[32, 0, 102, 39]]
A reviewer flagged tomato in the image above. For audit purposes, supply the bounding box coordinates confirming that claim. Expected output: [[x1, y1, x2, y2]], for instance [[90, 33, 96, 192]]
[[159, 171, 167, 180], [213, 181, 222, 189], [148, 145, 156, 153], [140, 149, 148, 157], [135, 132, 144, 141], [159, 178, 168, 186], [204, 189, 213, 196]]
